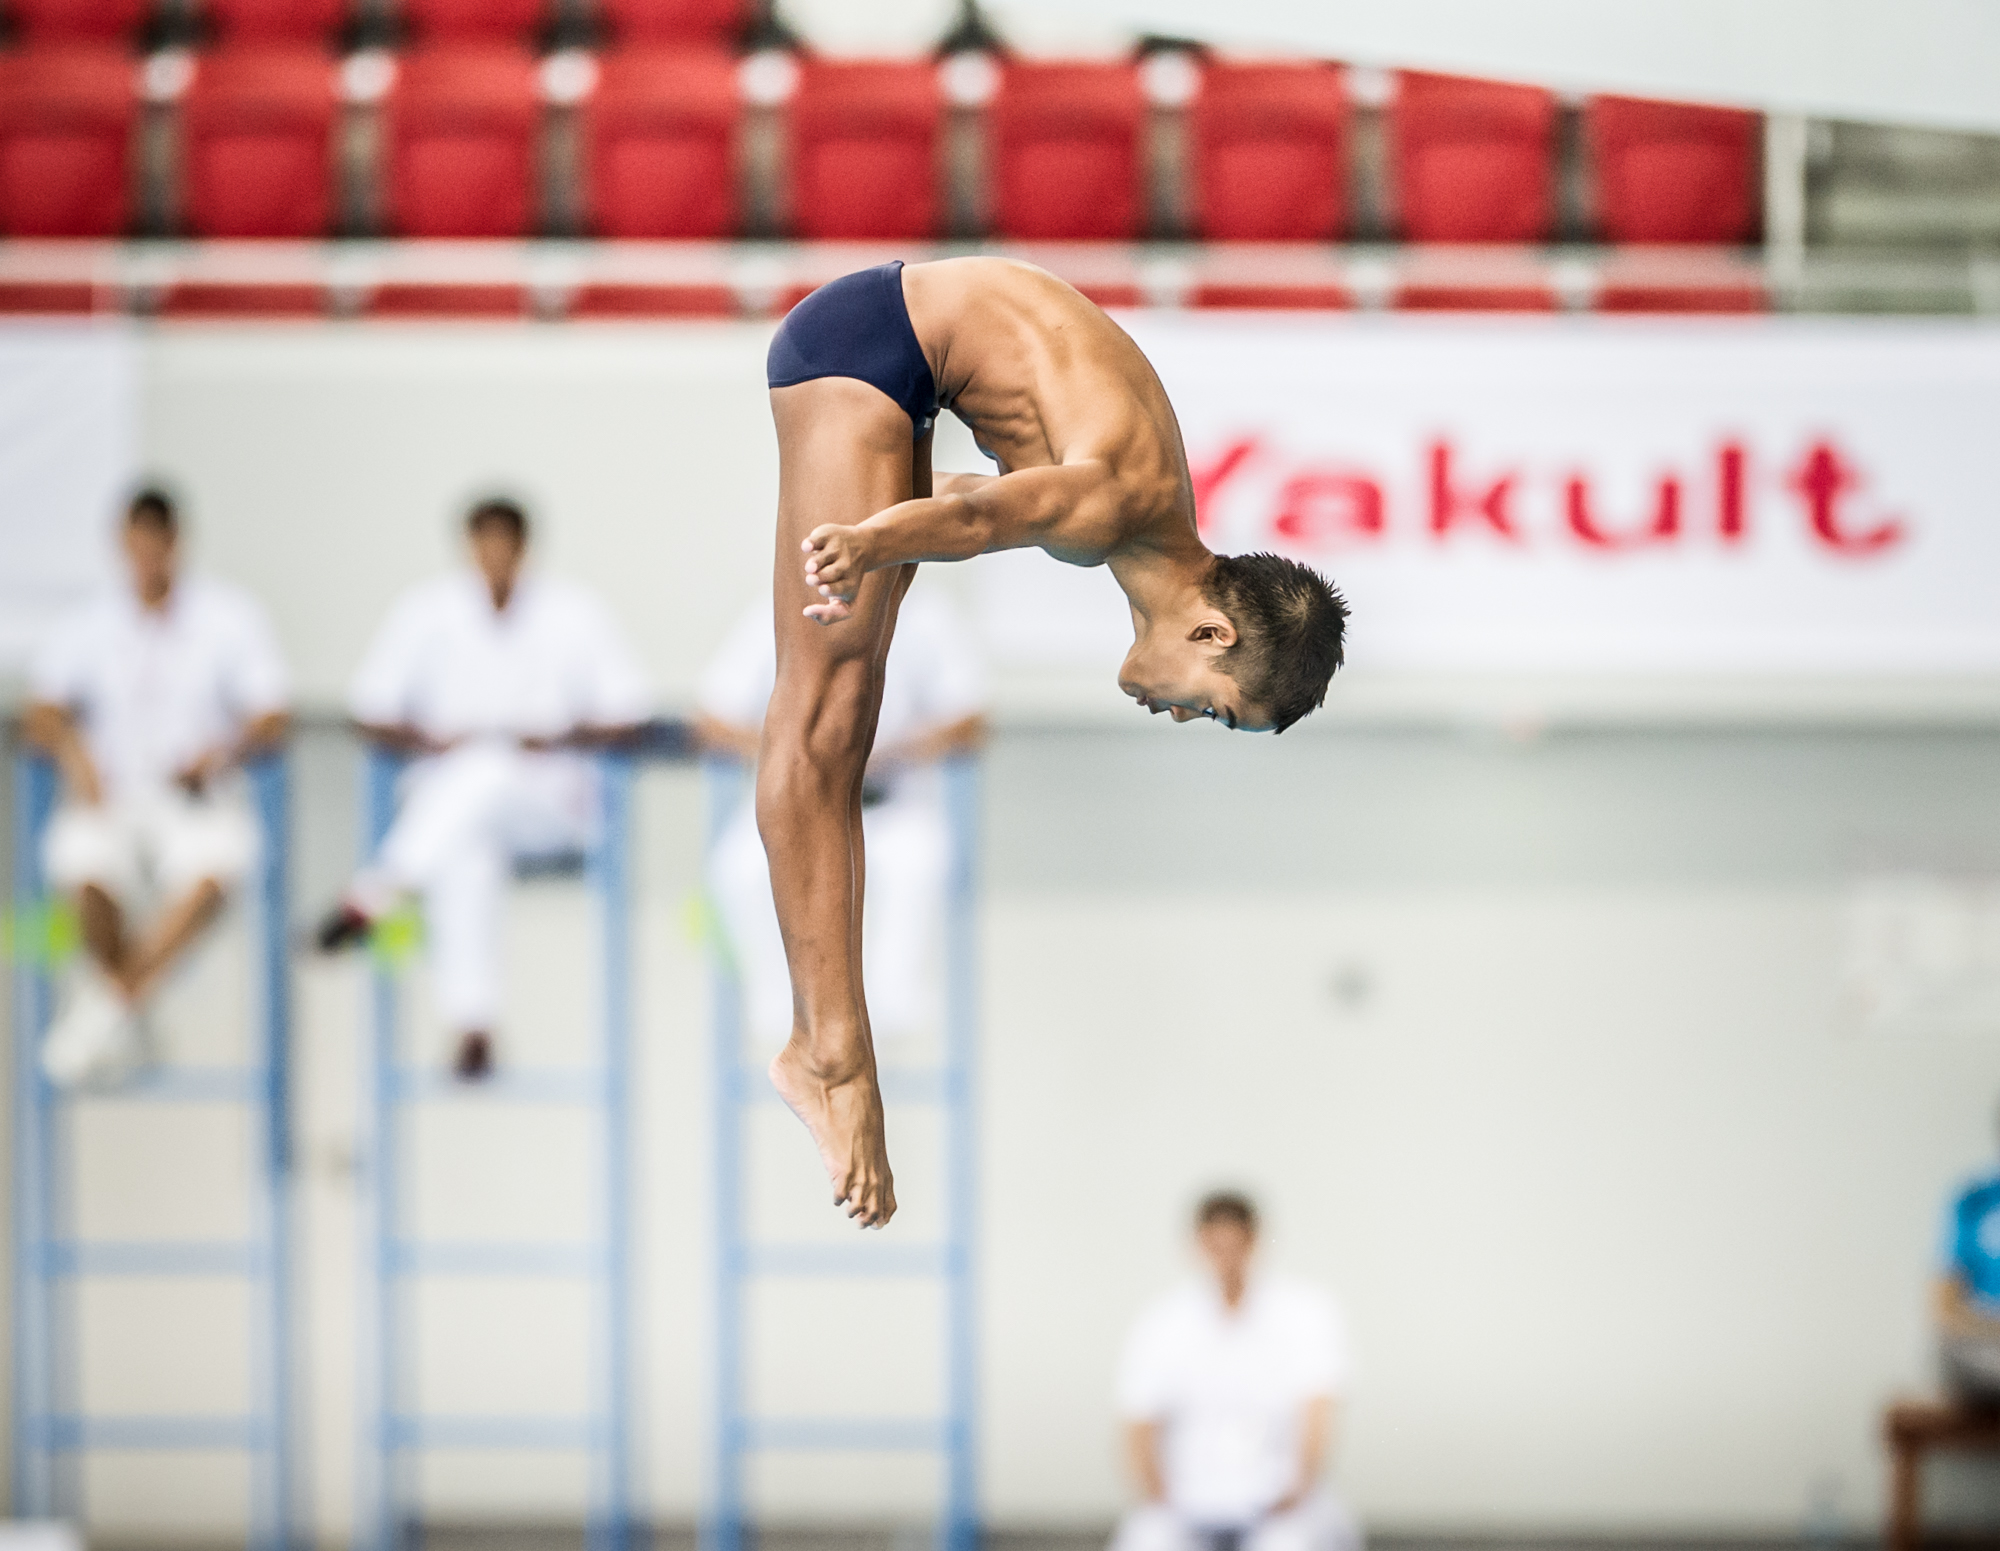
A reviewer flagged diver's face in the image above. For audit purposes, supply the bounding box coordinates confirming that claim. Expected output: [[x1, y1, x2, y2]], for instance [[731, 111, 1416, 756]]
[[1118, 634, 1273, 732]]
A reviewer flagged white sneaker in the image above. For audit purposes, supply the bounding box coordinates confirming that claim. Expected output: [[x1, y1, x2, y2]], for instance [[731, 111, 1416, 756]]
[[41, 977, 142, 1089]]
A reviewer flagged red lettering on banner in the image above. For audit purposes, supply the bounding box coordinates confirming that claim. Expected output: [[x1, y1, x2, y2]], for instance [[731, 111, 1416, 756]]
[[1565, 475, 1681, 548], [1718, 443, 1747, 543], [1789, 440, 1904, 554], [1192, 432, 1910, 561], [1189, 438, 1259, 535], [1272, 470, 1385, 548], [1428, 441, 1519, 541]]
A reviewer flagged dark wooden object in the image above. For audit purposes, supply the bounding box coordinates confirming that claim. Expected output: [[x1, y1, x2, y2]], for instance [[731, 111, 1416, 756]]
[[1887, 1399, 2000, 1551]]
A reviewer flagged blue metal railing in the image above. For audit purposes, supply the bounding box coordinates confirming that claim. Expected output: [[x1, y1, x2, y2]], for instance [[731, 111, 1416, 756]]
[[701, 756, 981, 1551], [8, 751, 298, 1551], [353, 747, 638, 1551]]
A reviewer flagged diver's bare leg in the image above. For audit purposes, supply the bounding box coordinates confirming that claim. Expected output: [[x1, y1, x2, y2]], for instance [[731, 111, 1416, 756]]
[[759, 378, 929, 1227]]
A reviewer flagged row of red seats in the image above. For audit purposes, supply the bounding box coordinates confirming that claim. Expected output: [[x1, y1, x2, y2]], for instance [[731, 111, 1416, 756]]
[[0, 49, 1761, 243], [2, 0, 743, 40]]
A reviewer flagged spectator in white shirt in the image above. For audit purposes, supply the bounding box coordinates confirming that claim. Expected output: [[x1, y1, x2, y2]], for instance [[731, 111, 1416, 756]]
[[314, 498, 650, 1080], [696, 587, 985, 1048], [24, 488, 290, 1087], [1114, 1192, 1360, 1551]]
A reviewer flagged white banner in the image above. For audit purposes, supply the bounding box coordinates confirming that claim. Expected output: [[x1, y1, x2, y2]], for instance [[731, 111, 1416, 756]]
[[974, 317, 2000, 684], [0, 324, 137, 677]]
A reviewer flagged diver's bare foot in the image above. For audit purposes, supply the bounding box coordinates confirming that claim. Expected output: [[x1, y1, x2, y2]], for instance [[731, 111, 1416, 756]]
[[768, 1040, 897, 1227]]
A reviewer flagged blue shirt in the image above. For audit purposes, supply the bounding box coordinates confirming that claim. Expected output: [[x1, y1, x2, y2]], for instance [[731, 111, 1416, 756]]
[[1945, 1173, 2000, 1307]]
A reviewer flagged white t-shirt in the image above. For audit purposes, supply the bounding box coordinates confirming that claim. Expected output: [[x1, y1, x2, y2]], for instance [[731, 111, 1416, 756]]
[[696, 590, 986, 799], [1117, 1275, 1349, 1526], [349, 571, 650, 742], [30, 576, 289, 802]]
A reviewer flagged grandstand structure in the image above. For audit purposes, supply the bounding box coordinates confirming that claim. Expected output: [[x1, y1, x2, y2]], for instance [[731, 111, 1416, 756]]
[[0, 0, 1995, 316]]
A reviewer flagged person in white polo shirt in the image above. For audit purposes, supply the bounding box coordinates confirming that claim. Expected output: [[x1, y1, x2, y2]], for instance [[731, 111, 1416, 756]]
[[314, 497, 650, 1080], [1114, 1192, 1360, 1551], [696, 586, 985, 1049], [24, 487, 290, 1087]]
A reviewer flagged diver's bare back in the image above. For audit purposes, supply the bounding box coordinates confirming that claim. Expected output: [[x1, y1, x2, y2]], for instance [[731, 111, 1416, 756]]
[[903, 258, 1198, 564], [795, 258, 1209, 622]]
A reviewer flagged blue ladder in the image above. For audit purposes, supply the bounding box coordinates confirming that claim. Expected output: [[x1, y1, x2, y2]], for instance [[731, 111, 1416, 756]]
[[701, 757, 981, 1551], [9, 752, 298, 1551], [355, 747, 637, 1551]]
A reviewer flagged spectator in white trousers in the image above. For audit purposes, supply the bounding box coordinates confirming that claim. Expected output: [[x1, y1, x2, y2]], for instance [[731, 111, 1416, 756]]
[[696, 587, 986, 1048], [315, 498, 649, 1080], [1113, 1192, 1361, 1551], [24, 487, 290, 1087]]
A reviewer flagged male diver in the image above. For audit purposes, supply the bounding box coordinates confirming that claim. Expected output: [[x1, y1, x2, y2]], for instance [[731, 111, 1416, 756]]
[[760, 257, 1347, 1227]]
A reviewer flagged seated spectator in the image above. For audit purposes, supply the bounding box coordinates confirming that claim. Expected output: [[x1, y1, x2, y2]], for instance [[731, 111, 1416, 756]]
[[1938, 1113, 2000, 1405], [314, 497, 650, 1080], [1114, 1192, 1361, 1551], [25, 488, 290, 1087], [696, 586, 985, 1047]]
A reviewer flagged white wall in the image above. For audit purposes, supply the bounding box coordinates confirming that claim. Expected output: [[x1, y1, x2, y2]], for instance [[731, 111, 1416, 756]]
[[6, 323, 2000, 1539], [16, 722, 2000, 1536], [138, 323, 785, 721], [0, 326, 135, 673], [978, 724, 2000, 1530]]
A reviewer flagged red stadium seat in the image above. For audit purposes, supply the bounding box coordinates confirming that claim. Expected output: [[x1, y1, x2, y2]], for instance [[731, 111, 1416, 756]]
[[789, 59, 940, 241], [1192, 60, 1346, 241], [158, 282, 328, 315], [1592, 248, 1767, 310], [201, 0, 342, 39], [991, 60, 1142, 240], [1595, 283, 1765, 312], [383, 44, 540, 237], [182, 46, 337, 236], [368, 281, 527, 315], [1191, 283, 1349, 309], [1072, 282, 1141, 308], [1393, 282, 1556, 311], [401, 0, 544, 43], [1587, 95, 1759, 243], [598, 0, 744, 45], [0, 46, 136, 236], [1393, 71, 1555, 242], [202, 0, 345, 40], [0, 281, 111, 312], [6, 0, 145, 41], [568, 282, 736, 316], [585, 45, 738, 237]]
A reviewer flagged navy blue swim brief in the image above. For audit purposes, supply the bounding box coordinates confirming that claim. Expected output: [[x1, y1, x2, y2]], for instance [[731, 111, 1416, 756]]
[[766, 260, 939, 438]]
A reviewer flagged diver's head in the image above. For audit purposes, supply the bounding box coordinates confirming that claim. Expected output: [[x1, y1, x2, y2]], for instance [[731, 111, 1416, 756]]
[[1117, 552, 1347, 733]]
